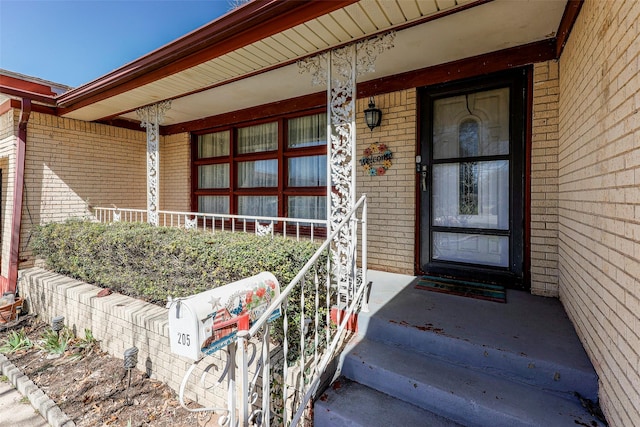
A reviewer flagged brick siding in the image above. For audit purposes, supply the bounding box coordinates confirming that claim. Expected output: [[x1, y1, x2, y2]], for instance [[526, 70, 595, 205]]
[[16, 113, 148, 269], [558, 1, 640, 425], [356, 90, 417, 274], [531, 61, 561, 296], [160, 132, 191, 211]]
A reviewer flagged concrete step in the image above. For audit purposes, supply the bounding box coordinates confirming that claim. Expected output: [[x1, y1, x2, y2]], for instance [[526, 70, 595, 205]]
[[314, 377, 463, 427], [336, 337, 602, 427], [357, 290, 599, 401]]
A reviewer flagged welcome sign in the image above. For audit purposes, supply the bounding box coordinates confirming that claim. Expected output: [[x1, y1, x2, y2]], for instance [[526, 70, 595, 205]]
[[360, 143, 393, 176]]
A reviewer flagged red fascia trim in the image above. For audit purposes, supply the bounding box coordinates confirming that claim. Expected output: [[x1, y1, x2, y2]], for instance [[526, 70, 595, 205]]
[[0, 74, 58, 96], [356, 39, 556, 99], [555, 0, 583, 58], [97, 0, 491, 127], [0, 85, 57, 105], [0, 98, 56, 117], [57, 0, 358, 113]]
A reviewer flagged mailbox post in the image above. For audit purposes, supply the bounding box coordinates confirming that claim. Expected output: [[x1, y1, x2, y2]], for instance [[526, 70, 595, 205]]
[[168, 272, 281, 420]]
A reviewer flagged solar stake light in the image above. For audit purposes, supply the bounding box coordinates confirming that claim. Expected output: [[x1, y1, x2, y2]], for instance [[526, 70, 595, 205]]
[[124, 346, 138, 405], [51, 316, 65, 336], [124, 346, 138, 369]]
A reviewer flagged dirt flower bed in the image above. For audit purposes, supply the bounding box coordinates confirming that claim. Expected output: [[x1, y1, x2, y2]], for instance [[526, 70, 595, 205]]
[[0, 315, 219, 427]]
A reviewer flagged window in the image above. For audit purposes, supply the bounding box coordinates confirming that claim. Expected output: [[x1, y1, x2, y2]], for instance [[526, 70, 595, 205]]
[[193, 112, 327, 223]]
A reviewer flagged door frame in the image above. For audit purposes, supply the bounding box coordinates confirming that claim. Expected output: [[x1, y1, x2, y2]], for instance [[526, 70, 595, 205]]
[[415, 68, 531, 289]]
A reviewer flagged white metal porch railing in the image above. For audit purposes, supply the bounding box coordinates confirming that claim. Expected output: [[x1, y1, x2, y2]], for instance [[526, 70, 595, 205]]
[[93, 207, 328, 242], [175, 195, 368, 426]]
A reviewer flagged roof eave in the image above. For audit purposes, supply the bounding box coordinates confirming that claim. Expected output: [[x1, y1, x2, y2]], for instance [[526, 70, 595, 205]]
[[56, 0, 358, 112]]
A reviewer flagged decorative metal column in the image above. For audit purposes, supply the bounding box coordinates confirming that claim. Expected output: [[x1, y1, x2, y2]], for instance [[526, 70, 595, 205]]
[[136, 101, 171, 226], [298, 33, 394, 297]]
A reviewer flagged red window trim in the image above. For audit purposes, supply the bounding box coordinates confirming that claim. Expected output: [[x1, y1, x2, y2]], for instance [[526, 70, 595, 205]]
[[191, 107, 327, 220]]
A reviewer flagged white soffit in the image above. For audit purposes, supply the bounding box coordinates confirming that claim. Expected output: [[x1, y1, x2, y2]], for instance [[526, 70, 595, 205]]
[[64, 0, 566, 125]]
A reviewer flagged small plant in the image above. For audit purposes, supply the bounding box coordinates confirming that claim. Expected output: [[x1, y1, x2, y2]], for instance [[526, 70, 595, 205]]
[[0, 374, 8, 382], [37, 326, 99, 360], [76, 328, 97, 349], [67, 328, 99, 360], [0, 329, 33, 354], [38, 327, 74, 355]]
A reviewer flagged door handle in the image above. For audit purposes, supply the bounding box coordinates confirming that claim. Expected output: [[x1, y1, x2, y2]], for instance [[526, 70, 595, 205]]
[[421, 171, 427, 192]]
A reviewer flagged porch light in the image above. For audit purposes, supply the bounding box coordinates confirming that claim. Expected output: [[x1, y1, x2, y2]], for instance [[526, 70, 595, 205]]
[[364, 97, 382, 131]]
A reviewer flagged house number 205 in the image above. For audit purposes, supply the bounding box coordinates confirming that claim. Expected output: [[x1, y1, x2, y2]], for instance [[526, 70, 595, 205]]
[[177, 332, 191, 346]]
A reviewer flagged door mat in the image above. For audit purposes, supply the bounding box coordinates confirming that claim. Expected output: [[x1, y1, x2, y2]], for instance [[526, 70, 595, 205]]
[[415, 276, 506, 303]]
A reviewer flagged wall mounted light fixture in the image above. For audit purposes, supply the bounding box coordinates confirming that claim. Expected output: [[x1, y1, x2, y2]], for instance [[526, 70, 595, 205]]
[[364, 97, 382, 131]]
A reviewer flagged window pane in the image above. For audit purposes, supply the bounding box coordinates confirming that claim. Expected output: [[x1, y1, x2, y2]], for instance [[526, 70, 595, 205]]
[[432, 161, 509, 230], [433, 232, 509, 267], [288, 196, 326, 221], [198, 196, 229, 214], [237, 122, 277, 154], [198, 131, 229, 158], [433, 87, 510, 159], [238, 196, 277, 217], [238, 160, 278, 188], [459, 162, 478, 215], [288, 113, 327, 148], [198, 164, 229, 189], [288, 155, 326, 187]]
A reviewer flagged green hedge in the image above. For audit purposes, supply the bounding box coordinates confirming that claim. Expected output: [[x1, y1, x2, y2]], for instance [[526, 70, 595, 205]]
[[30, 220, 324, 305]]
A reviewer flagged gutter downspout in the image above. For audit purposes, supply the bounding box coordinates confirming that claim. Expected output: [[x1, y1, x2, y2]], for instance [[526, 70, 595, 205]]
[[3, 98, 31, 295]]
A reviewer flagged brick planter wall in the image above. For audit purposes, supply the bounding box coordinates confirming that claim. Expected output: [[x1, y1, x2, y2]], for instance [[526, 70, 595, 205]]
[[19, 267, 230, 409], [18, 267, 314, 425]]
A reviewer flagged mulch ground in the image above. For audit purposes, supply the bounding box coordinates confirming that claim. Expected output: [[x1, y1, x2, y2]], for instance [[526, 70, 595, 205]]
[[0, 315, 219, 427]]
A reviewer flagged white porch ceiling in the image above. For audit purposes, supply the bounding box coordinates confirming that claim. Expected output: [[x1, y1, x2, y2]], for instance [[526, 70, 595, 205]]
[[61, 0, 567, 126]]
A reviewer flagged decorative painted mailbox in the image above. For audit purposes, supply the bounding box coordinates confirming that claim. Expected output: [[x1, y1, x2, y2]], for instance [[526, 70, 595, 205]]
[[168, 272, 281, 361]]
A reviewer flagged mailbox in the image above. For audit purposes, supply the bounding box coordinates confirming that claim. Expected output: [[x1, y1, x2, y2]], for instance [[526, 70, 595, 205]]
[[168, 272, 281, 361]]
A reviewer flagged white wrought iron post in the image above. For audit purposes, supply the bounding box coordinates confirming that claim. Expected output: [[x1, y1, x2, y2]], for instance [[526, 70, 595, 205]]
[[137, 100, 171, 226], [299, 32, 394, 300]]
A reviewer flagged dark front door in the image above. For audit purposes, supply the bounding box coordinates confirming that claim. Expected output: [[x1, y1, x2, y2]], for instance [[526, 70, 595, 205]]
[[418, 69, 527, 288]]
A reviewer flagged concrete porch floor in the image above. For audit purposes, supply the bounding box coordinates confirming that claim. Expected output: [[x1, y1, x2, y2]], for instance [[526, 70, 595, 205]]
[[361, 269, 597, 393], [315, 270, 602, 426]]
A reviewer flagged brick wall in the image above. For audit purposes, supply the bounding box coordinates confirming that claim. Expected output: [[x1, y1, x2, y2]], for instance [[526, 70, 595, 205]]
[[356, 90, 417, 274], [19, 112, 147, 268], [19, 267, 229, 408], [160, 132, 191, 211], [530, 61, 561, 296], [558, 1, 640, 425]]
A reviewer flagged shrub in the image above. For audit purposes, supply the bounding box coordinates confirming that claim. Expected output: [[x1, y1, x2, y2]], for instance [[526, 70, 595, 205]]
[[31, 220, 333, 364], [31, 220, 325, 305]]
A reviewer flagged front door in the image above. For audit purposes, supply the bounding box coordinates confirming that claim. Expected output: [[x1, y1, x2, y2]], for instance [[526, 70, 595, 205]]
[[418, 69, 527, 287]]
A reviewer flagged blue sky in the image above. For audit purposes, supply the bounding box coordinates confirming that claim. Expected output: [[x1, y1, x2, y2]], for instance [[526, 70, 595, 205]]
[[0, 1, 234, 88]]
